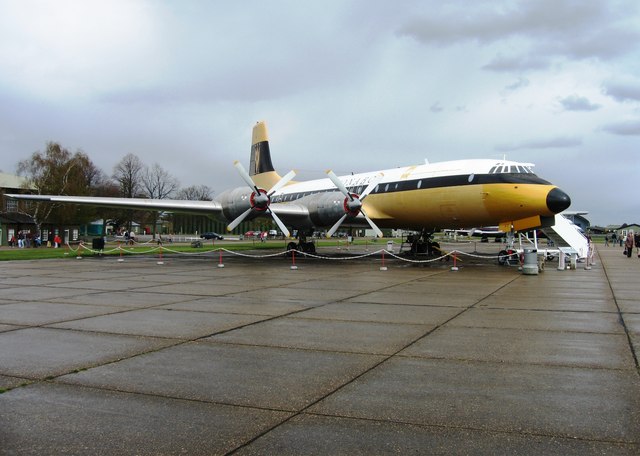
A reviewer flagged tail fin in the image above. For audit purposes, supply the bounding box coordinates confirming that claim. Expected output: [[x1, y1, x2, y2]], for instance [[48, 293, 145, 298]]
[[249, 121, 283, 189], [250, 121, 275, 176]]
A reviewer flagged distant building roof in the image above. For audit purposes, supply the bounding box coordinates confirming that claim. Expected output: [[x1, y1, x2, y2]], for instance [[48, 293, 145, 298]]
[[0, 172, 30, 190], [615, 223, 640, 230]]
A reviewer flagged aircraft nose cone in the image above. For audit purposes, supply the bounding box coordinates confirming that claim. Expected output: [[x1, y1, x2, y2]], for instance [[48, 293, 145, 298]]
[[547, 187, 571, 214]]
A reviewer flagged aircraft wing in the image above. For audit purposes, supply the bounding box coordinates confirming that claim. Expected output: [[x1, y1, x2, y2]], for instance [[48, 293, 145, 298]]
[[6, 193, 325, 231], [5, 194, 223, 216], [268, 202, 312, 226]]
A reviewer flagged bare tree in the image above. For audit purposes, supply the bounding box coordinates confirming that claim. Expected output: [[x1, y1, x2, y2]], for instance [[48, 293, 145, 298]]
[[112, 153, 145, 232], [176, 184, 214, 201], [17, 142, 101, 236], [141, 163, 180, 238], [112, 153, 143, 198], [142, 163, 180, 200]]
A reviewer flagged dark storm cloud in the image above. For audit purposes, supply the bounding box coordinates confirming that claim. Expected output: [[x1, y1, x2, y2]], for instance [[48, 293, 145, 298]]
[[601, 120, 640, 136], [602, 80, 640, 102], [558, 95, 601, 112], [398, 0, 640, 72], [495, 136, 582, 152]]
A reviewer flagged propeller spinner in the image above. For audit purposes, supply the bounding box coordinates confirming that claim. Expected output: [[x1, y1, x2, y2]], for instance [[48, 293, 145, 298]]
[[227, 161, 296, 237], [325, 171, 384, 238]]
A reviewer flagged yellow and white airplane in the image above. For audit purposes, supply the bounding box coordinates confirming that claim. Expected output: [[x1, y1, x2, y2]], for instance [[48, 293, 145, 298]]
[[7, 121, 571, 253]]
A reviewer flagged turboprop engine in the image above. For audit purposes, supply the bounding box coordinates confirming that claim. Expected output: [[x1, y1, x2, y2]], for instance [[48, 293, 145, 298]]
[[305, 191, 354, 226], [220, 161, 296, 237], [217, 187, 255, 222]]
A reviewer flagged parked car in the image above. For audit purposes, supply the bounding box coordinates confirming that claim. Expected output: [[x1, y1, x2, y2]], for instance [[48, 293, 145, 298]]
[[244, 231, 256, 238], [200, 232, 224, 240]]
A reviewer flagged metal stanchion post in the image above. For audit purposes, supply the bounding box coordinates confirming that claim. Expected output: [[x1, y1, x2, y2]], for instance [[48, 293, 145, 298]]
[[451, 251, 459, 271]]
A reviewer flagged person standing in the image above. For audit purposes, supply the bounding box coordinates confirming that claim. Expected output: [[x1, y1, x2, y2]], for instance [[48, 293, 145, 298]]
[[625, 231, 634, 258], [635, 231, 640, 258]]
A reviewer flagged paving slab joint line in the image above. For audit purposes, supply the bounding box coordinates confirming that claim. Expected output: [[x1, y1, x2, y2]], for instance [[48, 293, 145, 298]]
[[2, 332, 190, 392], [22, 307, 313, 385], [301, 411, 640, 447], [226, 273, 523, 455], [49, 379, 300, 417], [395, 352, 636, 372], [188, 269, 457, 341], [479, 306, 621, 316], [329, 268, 458, 305], [24, 303, 292, 390], [597, 246, 640, 376], [0, 378, 33, 394]]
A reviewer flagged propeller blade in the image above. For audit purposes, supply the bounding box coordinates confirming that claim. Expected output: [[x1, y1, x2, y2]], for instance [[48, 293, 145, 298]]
[[360, 208, 384, 238], [326, 213, 348, 238], [231, 161, 296, 237], [226, 207, 253, 232], [360, 173, 384, 200], [267, 208, 290, 238], [268, 169, 296, 195], [234, 161, 260, 193], [326, 170, 354, 201]]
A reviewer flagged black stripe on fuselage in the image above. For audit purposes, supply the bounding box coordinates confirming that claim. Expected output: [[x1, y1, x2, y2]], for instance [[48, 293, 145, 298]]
[[271, 173, 551, 203]]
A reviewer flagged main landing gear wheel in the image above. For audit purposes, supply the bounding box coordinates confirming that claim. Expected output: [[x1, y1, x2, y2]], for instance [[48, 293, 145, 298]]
[[285, 241, 316, 257], [498, 249, 519, 266]]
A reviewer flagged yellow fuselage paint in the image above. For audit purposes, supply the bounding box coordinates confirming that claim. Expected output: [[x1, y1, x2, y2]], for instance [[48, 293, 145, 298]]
[[363, 183, 556, 229]]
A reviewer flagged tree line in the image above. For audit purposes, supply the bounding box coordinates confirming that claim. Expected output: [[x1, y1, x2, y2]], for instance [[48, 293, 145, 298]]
[[15, 141, 214, 237]]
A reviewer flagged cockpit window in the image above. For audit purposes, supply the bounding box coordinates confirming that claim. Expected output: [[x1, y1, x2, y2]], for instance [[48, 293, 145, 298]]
[[487, 163, 537, 175]]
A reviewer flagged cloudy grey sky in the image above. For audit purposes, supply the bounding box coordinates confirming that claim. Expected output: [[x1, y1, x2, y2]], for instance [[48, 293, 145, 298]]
[[1, 0, 639, 226]]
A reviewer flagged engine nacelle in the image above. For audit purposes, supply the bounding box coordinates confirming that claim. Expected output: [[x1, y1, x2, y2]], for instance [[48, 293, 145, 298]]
[[305, 191, 352, 226], [217, 187, 254, 221]]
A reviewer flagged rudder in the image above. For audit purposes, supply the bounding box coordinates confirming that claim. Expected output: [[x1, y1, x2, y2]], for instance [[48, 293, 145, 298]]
[[250, 121, 276, 176]]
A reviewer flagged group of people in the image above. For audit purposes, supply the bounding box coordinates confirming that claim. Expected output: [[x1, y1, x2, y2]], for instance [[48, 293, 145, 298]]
[[7, 231, 35, 248], [7, 231, 62, 248]]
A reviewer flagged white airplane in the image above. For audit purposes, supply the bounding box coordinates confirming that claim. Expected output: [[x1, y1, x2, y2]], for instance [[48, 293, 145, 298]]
[[7, 121, 571, 253]]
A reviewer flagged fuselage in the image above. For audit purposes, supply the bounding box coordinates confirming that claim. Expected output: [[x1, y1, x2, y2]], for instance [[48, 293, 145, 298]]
[[267, 159, 569, 231]]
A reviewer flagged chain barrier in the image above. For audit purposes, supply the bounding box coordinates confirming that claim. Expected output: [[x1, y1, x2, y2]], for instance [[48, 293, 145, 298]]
[[70, 242, 510, 264]]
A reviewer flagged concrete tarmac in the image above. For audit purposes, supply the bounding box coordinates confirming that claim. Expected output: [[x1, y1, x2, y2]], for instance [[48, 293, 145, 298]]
[[0, 244, 639, 455]]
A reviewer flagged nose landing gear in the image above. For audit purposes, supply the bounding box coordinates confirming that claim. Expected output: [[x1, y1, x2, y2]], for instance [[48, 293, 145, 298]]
[[405, 230, 444, 258]]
